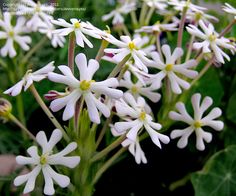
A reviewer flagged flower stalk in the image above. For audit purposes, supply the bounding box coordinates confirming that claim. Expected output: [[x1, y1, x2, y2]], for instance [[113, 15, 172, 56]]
[[29, 84, 69, 141]]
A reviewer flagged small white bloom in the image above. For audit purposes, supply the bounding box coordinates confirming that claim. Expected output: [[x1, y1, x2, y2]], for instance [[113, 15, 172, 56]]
[[4, 62, 55, 96], [123, 138, 147, 164], [110, 124, 147, 164], [17, 0, 54, 31], [222, 3, 236, 19], [102, 2, 136, 25], [168, 0, 206, 12], [39, 21, 66, 48], [169, 93, 224, 151], [52, 18, 101, 48], [186, 20, 235, 64], [48, 53, 123, 123], [147, 45, 198, 94], [143, 0, 168, 11], [114, 93, 170, 148], [104, 35, 152, 72], [0, 12, 31, 57], [120, 71, 161, 102], [136, 21, 178, 34], [185, 10, 219, 24], [14, 129, 80, 195]]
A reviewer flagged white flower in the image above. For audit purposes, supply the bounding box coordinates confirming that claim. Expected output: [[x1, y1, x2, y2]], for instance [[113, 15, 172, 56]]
[[110, 124, 147, 164], [143, 0, 168, 11], [4, 62, 55, 96], [147, 45, 198, 94], [14, 129, 80, 195], [135, 21, 178, 34], [52, 18, 101, 48], [48, 53, 123, 123], [114, 93, 170, 148], [17, 0, 54, 32], [169, 93, 224, 151], [104, 35, 152, 72], [222, 3, 236, 19], [186, 20, 235, 64], [102, 2, 136, 25], [120, 71, 161, 102], [185, 10, 219, 24], [168, 0, 206, 12], [0, 12, 31, 57], [39, 21, 66, 48]]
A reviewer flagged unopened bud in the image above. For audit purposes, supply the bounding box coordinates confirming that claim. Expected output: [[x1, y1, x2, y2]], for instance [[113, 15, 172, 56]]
[[0, 98, 12, 123], [44, 90, 68, 101]]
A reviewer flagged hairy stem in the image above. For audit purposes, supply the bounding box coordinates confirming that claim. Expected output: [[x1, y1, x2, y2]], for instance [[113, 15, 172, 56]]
[[68, 33, 76, 73], [108, 54, 131, 78], [219, 19, 236, 38], [20, 36, 48, 68], [29, 84, 69, 141], [91, 134, 126, 162], [8, 113, 36, 142]]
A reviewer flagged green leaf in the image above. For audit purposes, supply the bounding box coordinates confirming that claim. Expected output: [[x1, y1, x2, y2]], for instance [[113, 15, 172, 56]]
[[226, 93, 236, 124], [191, 145, 236, 196]]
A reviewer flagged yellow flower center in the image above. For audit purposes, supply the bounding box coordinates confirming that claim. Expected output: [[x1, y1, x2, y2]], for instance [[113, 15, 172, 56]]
[[195, 12, 202, 21], [8, 31, 14, 37], [128, 41, 136, 50], [80, 80, 94, 91], [40, 154, 48, 165], [165, 64, 174, 72], [131, 86, 138, 94], [139, 111, 146, 121], [194, 121, 203, 128], [208, 34, 217, 42], [74, 22, 81, 29]]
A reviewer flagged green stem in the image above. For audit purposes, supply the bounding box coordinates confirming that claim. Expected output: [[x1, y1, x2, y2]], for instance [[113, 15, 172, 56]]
[[29, 84, 69, 142], [108, 55, 131, 78], [169, 173, 191, 191], [185, 35, 195, 61], [68, 33, 76, 73], [95, 114, 113, 149], [190, 57, 214, 87], [91, 134, 126, 162], [144, 7, 155, 25], [121, 24, 131, 37], [177, 6, 188, 64], [156, 32, 164, 61], [20, 36, 47, 67], [130, 11, 138, 28], [139, 2, 148, 26], [92, 147, 127, 184], [95, 39, 109, 62], [16, 94, 26, 125], [219, 19, 236, 38], [74, 97, 84, 133], [8, 113, 36, 142]]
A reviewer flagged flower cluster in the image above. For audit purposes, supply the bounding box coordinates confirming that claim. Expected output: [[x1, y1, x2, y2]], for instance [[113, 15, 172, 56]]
[[1, 0, 235, 195]]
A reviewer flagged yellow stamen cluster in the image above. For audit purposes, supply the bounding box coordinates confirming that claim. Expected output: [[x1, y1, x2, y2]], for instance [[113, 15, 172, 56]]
[[128, 41, 136, 50], [8, 31, 14, 38], [139, 111, 146, 121], [194, 121, 203, 128], [40, 154, 47, 165], [208, 34, 217, 42], [74, 22, 81, 29], [165, 64, 174, 72], [80, 80, 94, 91], [131, 86, 138, 94]]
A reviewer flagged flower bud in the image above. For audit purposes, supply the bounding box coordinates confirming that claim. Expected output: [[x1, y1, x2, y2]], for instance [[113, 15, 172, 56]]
[[0, 98, 12, 122], [44, 90, 68, 101]]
